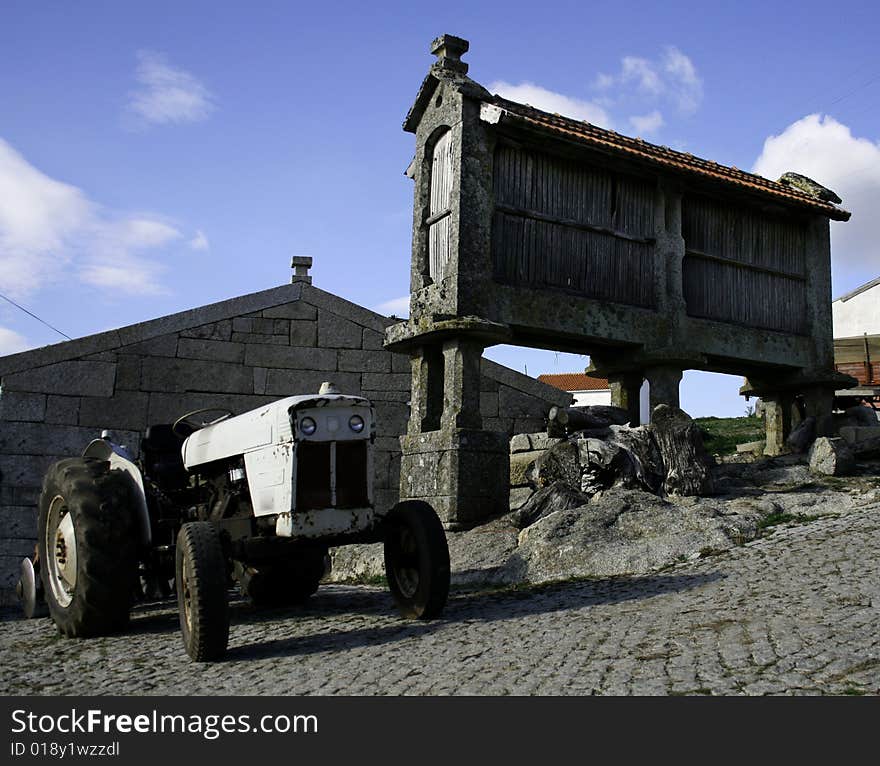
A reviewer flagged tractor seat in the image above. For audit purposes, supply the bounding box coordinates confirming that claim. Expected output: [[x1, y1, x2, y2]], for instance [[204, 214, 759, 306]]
[[141, 424, 189, 489]]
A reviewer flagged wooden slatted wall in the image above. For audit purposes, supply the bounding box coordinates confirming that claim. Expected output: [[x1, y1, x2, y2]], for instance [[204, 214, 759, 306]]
[[428, 130, 454, 282], [491, 145, 656, 307], [682, 196, 808, 334]]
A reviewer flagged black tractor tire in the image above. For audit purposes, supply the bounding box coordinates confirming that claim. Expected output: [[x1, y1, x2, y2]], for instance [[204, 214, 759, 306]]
[[241, 547, 328, 607], [383, 501, 450, 620], [176, 522, 229, 662], [37, 457, 140, 637]]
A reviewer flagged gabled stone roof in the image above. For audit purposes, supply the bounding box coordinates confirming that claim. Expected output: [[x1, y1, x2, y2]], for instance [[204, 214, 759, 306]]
[[0, 282, 569, 405]]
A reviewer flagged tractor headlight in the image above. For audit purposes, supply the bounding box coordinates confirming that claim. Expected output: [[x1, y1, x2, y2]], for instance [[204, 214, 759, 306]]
[[300, 416, 317, 436], [349, 414, 365, 433]]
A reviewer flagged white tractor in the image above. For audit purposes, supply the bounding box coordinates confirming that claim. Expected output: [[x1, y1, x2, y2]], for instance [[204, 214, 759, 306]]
[[17, 383, 450, 661]]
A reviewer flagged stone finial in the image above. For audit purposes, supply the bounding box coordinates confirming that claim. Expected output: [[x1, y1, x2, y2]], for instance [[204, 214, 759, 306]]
[[430, 34, 469, 74], [291, 255, 313, 284]]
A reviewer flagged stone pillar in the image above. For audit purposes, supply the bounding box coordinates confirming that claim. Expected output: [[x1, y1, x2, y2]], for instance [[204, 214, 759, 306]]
[[408, 346, 444, 434], [803, 216, 835, 370], [609, 372, 643, 426], [399, 333, 508, 529], [653, 185, 687, 321], [803, 385, 835, 437], [762, 393, 795, 456], [441, 338, 483, 430], [646, 365, 682, 415]]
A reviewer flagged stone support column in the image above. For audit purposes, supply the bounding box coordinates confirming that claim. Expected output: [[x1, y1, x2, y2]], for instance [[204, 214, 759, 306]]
[[803, 385, 835, 437], [762, 393, 795, 456], [646, 365, 682, 415], [441, 338, 483, 430], [609, 372, 643, 426], [408, 346, 444, 434]]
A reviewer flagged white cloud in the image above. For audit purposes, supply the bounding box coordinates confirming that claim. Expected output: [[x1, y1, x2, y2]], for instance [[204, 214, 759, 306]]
[[620, 56, 664, 96], [0, 326, 30, 356], [489, 81, 613, 127], [753, 113, 880, 290], [0, 139, 88, 295], [375, 296, 410, 318], [595, 46, 702, 116], [128, 50, 215, 126], [629, 110, 664, 135], [189, 229, 209, 251], [0, 137, 183, 298], [662, 47, 702, 114]]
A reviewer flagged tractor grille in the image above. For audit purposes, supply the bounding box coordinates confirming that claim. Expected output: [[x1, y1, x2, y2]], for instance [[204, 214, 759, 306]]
[[296, 442, 331, 510], [335, 441, 369, 508], [296, 441, 369, 511]]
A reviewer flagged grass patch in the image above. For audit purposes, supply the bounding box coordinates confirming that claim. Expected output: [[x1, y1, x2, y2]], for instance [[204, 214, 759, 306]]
[[695, 416, 764, 456], [757, 511, 838, 535]]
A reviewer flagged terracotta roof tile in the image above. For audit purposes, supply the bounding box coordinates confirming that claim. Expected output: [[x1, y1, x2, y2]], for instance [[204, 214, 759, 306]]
[[538, 372, 610, 392], [491, 96, 851, 221]]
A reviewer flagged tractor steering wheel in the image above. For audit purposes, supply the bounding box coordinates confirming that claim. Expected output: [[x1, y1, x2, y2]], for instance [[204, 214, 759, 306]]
[[172, 408, 234, 439]]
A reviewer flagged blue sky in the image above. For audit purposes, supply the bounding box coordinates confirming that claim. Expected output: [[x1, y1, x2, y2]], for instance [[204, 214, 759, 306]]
[[1, 1, 879, 416]]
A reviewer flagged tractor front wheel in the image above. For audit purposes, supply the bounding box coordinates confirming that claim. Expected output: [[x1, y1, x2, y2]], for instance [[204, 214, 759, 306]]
[[383, 501, 450, 619], [176, 522, 229, 662]]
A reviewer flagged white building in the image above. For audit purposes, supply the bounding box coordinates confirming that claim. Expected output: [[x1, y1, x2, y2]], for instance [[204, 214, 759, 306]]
[[539, 372, 653, 423], [538, 372, 611, 406], [833, 276, 880, 338]]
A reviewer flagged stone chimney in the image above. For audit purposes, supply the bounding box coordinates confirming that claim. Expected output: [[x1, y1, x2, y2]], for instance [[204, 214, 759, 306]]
[[430, 34, 469, 75], [291, 255, 313, 284]]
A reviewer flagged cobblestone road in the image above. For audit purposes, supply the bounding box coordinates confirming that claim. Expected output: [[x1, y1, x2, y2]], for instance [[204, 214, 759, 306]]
[[1, 500, 878, 696]]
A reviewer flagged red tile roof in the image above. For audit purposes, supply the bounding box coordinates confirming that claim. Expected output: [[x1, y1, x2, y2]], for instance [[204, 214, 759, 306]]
[[538, 372, 610, 392], [492, 96, 851, 221]]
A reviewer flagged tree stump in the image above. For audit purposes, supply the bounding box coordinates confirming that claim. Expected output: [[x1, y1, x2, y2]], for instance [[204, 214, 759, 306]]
[[648, 405, 714, 496]]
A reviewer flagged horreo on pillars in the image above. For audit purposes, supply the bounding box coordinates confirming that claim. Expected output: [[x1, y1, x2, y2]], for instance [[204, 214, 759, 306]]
[[385, 34, 855, 527]]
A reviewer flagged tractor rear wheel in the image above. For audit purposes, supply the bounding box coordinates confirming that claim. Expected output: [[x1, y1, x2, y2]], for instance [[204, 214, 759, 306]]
[[383, 501, 450, 619], [37, 457, 139, 637], [176, 522, 229, 662]]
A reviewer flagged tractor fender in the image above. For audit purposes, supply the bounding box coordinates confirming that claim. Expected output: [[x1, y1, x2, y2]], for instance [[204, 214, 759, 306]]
[[82, 439, 151, 547]]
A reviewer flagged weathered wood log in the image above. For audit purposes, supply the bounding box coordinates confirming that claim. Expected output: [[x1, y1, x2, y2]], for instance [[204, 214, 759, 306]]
[[547, 405, 631, 437], [648, 405, 714, 496], [515, 481, 591, 528], [577, 425, 664, 496]]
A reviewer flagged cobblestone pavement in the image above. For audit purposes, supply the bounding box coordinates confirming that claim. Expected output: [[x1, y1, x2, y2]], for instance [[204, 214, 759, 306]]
[[1, 500, 878, 696]]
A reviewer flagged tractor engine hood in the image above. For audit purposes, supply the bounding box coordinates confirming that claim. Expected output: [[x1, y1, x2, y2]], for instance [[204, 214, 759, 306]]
[[181, 393, 372, 470]]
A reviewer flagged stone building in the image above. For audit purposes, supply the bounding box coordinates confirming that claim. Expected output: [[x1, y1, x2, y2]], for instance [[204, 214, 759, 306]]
[[0, 277, 568, 604]]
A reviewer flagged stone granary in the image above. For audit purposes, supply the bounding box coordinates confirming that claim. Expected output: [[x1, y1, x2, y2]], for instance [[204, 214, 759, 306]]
[[386, 34, 855, 526], [0, 275, 568, 604]]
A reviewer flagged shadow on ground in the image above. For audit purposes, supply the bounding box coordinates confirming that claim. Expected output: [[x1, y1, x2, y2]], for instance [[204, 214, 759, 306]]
[[1, 571, 722, 663], [226, 571, 722, 661]]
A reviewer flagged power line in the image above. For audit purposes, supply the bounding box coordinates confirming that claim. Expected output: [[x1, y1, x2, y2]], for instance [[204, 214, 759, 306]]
[[0, 291, 72, 341]]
